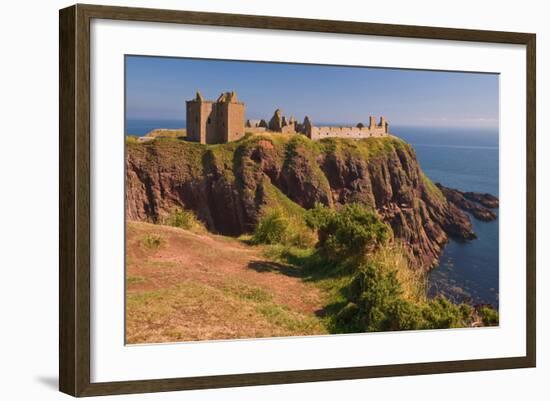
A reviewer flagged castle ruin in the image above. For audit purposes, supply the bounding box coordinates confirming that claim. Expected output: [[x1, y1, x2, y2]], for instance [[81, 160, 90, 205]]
[[186, 90, 389, 144], [186, 91, 245, 144], [304, 115, 389, 140]]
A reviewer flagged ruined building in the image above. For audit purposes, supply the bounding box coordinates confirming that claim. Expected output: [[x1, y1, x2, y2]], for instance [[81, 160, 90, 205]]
[[303, 115, 389, 140], [263, 109, 389, 139], [186, 91, 245, 144], [186, 90, 389, 144], [245, 118, 268, 133], [267, 109, 299, 134]]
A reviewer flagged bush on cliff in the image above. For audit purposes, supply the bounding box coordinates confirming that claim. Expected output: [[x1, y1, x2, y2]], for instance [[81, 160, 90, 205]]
[[332, 258, 474, 332], [266, 204, 489, 332], [478, 305, 499, 326], [305, 203, 391, 263]]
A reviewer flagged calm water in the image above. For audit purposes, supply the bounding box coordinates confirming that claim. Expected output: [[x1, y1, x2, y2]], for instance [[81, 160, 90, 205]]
[[126, 119, 499, 308], [392, 126, 499, 308], [126, 119, 185, 136]]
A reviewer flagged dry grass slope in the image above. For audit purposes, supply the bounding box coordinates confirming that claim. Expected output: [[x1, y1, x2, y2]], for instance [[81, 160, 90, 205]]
[[126, 221, 327, 343]]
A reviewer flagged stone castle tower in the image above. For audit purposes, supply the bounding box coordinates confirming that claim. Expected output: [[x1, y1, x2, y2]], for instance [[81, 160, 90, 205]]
[[186, 91, 245, 144]]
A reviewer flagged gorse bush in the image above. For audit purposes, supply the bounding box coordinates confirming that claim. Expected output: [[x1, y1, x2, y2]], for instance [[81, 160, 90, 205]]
[[334, 260, 474, 332], [252, 209, 316, 248], [305, 203, 390, 262], [162, 207, 205, 233], [478, 305, 499, 326]]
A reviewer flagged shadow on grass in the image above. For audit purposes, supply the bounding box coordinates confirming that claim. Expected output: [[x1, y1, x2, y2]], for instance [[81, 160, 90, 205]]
[[248, 247, 357, 334], [248, 260, 303, 278]]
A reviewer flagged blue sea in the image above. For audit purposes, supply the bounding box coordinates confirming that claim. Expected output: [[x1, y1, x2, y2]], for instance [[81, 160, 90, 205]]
[[126, 119, 185, 136], [392, 126, 499, 308], [126, 119, 499, 308]]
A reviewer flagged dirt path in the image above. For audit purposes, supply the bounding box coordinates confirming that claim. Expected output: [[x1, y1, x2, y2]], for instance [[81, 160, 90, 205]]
[[126, 221, 327, 344]]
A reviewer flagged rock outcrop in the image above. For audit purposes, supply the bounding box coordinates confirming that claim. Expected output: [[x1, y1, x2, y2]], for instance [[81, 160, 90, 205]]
[[463, 191, 499, 209], [436, 184, 497, 221], [126, 135, 479, 270]]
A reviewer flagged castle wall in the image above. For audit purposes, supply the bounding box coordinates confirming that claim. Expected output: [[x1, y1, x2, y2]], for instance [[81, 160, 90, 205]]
[[280, 124, 297, 134], [225, 102, 245, 142], [186, 101, 203, 143], [247, 127, 267, 134], [203, 102, 219, 144], [308, 124, 388, 141]]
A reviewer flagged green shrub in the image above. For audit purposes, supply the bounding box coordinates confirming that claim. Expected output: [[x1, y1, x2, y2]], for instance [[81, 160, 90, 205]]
[[252, 210, 288, 245], [305, 203, 390, 262], [304, 202, 335, 230], [420, 297, 473, 329], [478, 306, 499, 326], [252, 209, 316, 248], [339, 261, 406, 331], [162, 208, 205, 233], [334, 260, 475, 332]]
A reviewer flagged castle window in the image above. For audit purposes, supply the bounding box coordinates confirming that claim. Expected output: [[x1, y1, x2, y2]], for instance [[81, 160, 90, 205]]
[[207, 117, 211, 124]]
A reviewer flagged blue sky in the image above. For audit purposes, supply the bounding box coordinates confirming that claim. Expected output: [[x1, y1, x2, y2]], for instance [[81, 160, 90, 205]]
[[125, 56, 499, 128]]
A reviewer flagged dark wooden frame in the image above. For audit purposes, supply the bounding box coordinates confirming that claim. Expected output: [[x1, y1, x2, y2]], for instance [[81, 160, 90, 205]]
[[59, 3, 536, 397]]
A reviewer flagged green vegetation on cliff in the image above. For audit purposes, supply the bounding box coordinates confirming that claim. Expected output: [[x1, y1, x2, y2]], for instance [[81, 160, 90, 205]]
[[256, 203, 492, 332], [126, 133, 410, 176]]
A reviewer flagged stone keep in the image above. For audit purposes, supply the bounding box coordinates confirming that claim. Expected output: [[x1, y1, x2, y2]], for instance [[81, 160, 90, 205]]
[[186, 91, 245, 144]]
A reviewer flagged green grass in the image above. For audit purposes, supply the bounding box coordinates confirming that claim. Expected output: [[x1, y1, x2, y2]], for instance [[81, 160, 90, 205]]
[[317, 135, 410, 162], [126, 280, 325, 343], [255, 304, 322, 334], [261, 180, 305, 218], [223, 282, 273, 303], [421, 172, 446, 201]]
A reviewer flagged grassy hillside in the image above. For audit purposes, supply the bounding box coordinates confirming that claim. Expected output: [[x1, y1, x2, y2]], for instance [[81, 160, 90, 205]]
[[126, 221, 327, 343]]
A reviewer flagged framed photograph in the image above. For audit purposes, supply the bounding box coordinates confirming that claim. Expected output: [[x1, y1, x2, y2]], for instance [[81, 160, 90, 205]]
[[59, 4, 536, 397]]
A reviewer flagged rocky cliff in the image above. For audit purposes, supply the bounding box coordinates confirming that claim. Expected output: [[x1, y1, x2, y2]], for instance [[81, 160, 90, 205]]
[[436, 184, 498, 221], [126, 134, 478, 270]]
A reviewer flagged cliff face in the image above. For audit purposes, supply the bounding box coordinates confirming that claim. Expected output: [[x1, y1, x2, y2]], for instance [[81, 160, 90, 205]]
[[126, 135, 475, 270]]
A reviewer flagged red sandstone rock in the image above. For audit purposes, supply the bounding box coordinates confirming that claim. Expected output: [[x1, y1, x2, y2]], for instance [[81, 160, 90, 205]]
[[435, 184, 498, 222]]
